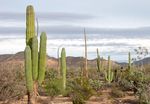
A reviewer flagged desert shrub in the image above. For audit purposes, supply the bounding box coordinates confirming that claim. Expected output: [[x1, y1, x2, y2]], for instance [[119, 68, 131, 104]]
[[45, 68, 58, 80], [88, 68, 101, 80], [119, 69, 144, 92], [69, 78, 95, 104], [89, 79, 103, 91], [111, 87, 125, 98], [138, 87, 150, 104], [0, 68, 26, 101], [44, 78, 63, 99], [136, 76, 150, 104], [44, 69, 63, 98]]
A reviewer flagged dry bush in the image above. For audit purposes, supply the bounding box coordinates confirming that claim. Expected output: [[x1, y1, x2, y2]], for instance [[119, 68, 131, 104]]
[[0, 64, 26, 101]]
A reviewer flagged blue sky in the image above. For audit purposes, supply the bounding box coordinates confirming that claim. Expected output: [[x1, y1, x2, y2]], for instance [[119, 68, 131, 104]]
[[0, 0, 150, 62]]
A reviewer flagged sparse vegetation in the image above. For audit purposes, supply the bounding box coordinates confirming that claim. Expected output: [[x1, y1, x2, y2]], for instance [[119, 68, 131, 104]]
[[0, 4, 150, 104]]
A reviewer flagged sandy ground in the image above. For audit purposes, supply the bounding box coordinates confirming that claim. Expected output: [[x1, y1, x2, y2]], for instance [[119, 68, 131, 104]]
[[0, 90, 137, 104]]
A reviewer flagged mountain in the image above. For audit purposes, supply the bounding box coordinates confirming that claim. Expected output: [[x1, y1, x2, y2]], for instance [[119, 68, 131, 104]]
[[133, 57, 150, 65], [0, 52, 119, 71]]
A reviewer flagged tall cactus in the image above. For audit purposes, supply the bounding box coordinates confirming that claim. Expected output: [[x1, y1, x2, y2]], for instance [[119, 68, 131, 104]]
[[26, 5, 35, 46], [38, 32, 47, 85], [105, 56, 114, 84], [61, 48, 67, 90], [25, 5, 47, 104], [84, 28, 88, 78], [25, 46, 33, 93]]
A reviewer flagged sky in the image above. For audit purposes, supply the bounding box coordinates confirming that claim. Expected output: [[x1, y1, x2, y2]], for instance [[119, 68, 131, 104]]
[[0, 0, 150, 62]]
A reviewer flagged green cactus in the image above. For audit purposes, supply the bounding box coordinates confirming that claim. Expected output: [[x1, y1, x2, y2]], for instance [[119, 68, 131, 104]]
[[25, 6, 47, 103], [38, 32, 47, 85], [128, 52, 131, 72], [26, 5, 35, 46], [105, 56, 114, 84], [96, 48, 103, 72], [32, 36, 38, 80], [96, 48, 100, 72], [61, 48, 67, 90], [25, 46, 33, 93]]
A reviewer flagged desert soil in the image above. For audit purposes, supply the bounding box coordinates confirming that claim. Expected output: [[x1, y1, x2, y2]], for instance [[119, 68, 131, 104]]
[[0, 89, 138, 104]]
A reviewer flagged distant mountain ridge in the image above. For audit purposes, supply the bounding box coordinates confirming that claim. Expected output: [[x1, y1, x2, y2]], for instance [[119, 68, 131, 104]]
[[117, 57, 150, 66], [0, 51, 119, 70]]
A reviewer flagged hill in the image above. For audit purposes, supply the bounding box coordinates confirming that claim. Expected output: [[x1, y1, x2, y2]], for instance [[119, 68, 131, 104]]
[[0, 51, 119, 71]]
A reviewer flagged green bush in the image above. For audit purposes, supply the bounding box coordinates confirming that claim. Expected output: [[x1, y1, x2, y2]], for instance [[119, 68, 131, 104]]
[[44, 69, 63, 98], [69, 78, 95, 104], [44, 78, 62, 99], [89, 79, 103, 91], [136, 76, 150, 104], [45, 68, 58, 80]]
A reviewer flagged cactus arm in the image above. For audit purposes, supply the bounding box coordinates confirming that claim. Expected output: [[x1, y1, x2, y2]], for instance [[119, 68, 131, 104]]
[[25, 46, 33, 92], [38, 32, 47, 85], [32, 36, 38, 80]]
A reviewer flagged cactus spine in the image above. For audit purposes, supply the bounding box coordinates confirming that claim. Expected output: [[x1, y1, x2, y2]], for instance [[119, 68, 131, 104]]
[[38, 32, 47, 85], [96, 48, 103, 72], [25, 46, 33, 93], [105, 56, 114, 83], [26, 5, 35, 46], [61, 48, 67, 90]]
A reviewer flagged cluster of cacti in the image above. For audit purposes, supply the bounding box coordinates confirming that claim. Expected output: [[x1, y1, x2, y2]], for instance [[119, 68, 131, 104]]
[[96, 48, 104, 72], [61, 48, 67, 90], [24, 5, 47, 104], [105, 56, 114, 83]]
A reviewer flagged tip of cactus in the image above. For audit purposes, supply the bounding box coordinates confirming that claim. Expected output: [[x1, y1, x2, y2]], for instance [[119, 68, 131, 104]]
[[40, 32, 47, 38], [26, 5, 34, 14], [27, 5, 34, 9], [25, 46, 31, 51]]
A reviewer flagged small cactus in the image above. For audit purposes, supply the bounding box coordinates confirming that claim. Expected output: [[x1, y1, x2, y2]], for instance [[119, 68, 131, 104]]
[[96, 48, 103, 72], [105, 56, 114, 84], [61, 48, 67, 90]]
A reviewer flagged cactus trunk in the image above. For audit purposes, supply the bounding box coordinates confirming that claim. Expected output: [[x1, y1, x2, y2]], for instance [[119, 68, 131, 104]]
[[38, 32, 47, 85], [61, 48, 67, 90]]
